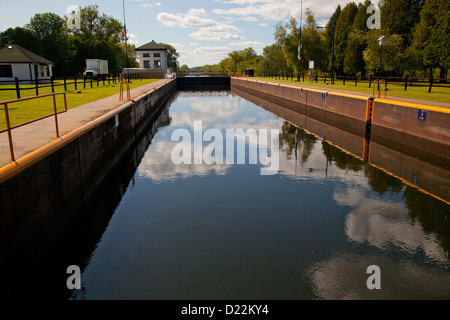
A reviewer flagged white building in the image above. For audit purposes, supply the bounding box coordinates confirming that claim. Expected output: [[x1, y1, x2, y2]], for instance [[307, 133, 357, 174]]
[[0, 44, 54, 83], [135, 41, 169, 76]]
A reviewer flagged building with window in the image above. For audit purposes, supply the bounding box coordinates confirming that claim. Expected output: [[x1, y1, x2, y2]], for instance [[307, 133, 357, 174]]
[[135, 41, 169, 78], [0, 44, 54, 83]]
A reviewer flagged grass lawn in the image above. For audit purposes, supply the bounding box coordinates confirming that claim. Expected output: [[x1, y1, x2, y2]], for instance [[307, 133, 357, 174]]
[[0, 79, 159, 130], [250, 76, 450, 104]]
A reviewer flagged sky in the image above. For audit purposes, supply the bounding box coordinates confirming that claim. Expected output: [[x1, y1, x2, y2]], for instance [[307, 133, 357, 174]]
[[0, 0, 376, 67]]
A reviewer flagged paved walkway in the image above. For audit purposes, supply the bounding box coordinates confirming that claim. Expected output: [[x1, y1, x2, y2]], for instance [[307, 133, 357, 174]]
[[251, 78, 450, 109], [0, 79, 173, 168]]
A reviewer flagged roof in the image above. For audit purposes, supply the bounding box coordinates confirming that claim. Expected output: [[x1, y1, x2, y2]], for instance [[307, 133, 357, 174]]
[[135, 41, 168, 51], [0, 44, 54, 65]]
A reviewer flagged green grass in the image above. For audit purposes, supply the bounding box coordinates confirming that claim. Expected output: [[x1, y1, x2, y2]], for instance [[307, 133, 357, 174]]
[[251, 76, 450, 104], [0, 79, 159, 130]]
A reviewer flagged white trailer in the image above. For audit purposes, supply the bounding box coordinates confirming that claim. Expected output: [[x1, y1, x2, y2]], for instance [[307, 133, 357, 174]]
[[84, 59, 109, 78]]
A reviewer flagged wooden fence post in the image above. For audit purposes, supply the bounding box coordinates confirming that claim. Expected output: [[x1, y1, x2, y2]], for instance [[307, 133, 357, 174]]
[[429, 76, 433, 93], [35, 75, 39, 96], [14, 77, 20, 99], [404, 76, 408, 91], [51, 76, 55, 93]]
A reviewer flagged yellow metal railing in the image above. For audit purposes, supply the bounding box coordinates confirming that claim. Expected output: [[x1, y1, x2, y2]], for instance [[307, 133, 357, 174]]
[[119, 81, 131, 101], [0, 92, 67, 162], [373, 79, 387, 99]]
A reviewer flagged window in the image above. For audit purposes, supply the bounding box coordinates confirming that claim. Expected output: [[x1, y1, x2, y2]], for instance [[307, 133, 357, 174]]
[[154, 53, 161, 57], [0, 65, 13, 78], [143, 60, 150, 69], [143, 53, 150, 58], [154, 60, 161, 68]]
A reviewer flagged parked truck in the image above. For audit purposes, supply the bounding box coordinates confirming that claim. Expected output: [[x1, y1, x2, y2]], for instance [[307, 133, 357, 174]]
[[83, 59, 109, 78]]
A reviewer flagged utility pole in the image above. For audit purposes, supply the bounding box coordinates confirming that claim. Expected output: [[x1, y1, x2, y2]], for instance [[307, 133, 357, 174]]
[[298, 1, 303, 81], [123, 0, 130, 82], [378, 36, 386, 80], [330, 18, 336, 85], [316, 18, 336, 85]]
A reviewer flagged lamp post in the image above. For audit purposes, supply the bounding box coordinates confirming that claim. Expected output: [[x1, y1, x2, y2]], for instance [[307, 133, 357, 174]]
[[378, 36, 386, 80], [123, 0, 130, 82]]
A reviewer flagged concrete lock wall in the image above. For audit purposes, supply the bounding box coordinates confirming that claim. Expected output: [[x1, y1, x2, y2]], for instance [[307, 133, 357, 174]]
[[231, 78, 450, 165], [232, 78, 369, 138], [371, 100, 450, 166], [0, 79, 177, 273]]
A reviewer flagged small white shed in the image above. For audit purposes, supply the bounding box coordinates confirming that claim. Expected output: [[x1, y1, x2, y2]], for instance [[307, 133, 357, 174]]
[[0, 44, 54, 83]]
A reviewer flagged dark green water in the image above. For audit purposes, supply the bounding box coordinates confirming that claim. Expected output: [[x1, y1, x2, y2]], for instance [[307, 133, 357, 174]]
[[33, 90, 450, 300]]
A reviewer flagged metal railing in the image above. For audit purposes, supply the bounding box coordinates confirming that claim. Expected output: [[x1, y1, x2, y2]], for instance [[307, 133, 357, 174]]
[[373, 79, 387, 99], [0, 92, 67, 162], [119, 81, 131, 101]]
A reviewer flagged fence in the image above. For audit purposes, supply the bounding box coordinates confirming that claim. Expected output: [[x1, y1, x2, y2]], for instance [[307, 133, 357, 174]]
[[258, 73, 449, 93], [0, 92, 67, 161], [0, 73, 146, 100], [176, 71, 230, 78]]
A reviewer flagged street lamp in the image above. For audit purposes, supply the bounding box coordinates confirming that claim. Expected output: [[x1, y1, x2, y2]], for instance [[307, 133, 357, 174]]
[[378, 36, 386, 80], [316, 18, 336, 85]]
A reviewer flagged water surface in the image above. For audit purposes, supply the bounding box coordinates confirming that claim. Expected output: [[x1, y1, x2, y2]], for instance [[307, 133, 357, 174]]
[[38, 90, 450, 300]]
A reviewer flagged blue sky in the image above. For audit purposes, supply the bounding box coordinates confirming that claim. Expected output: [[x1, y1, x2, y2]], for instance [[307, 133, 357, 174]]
[[0, 0, 371, 67]]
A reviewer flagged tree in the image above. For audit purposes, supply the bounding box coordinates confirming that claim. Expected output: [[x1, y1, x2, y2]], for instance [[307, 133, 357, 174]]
[[334, 2, 358, 75], [380, 0, 424, 45], [26, 13, 72, 76], [219, 47, 259, 73], [324, 5, 341, 74], [274, 16, 298, 74], [410, 0, 449, 78], [363, 31, 411, 75], [160, 43, 180, 71], [260, 44, 289, 75], [179, 64, 189, 72], [300, 9, 328, 74], [0, 27, 39, 52], [343, 1, 372, 75]]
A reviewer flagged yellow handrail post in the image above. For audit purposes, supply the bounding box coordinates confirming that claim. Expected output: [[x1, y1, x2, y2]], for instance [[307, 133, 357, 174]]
[[3, 103, 15, 161], [373, 79, 387, 99], [119, 80, 131, 101], [52, 94, 60, 138]]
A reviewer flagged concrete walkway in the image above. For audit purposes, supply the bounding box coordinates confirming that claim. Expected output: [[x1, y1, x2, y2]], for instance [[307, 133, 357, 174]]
[[252, 78, 450, 109], [0, 79, 173, 168]]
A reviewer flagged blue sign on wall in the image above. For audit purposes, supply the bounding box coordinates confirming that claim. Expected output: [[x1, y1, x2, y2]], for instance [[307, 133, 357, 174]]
[[418, 109, 427, 121]]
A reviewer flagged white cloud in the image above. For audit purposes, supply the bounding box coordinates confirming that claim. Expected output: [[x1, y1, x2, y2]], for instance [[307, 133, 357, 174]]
[[131, 0, 162, 8], [190, 30, 243, 41], [181, 46, 232, 66], [187, 8, 209, 16], [127, 33, 139, 45], [211, 0, 351, 25], [156, 8, 244, 42], [229, 40, 264, 47]]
